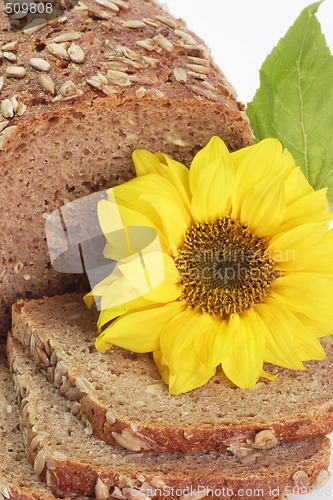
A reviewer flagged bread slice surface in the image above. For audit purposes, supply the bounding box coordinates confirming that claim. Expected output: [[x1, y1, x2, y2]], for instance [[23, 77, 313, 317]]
[[6, 333, 331, 499], [0, 347, 89, 500], [11, 294, 333, 454], [0, 0, 253, 338]]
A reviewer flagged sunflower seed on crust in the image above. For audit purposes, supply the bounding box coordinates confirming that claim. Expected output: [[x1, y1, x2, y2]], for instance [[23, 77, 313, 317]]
[[173, 67, 187, 84], [186, 63, 210, 75], [111, 0, 129, 9], [5, 66, 27, 79], [123, 20, 146, 28], [0, 121, 9, 133], [52, 31, 81, 43], [0, 480, 10, 499], [107, 70, 131, 86], [3, 51, 17, 62], [95, 0, 119, 11], [0, 76, 4, 92], [29, 58, 51, 72], [253, 429, 278, 450], [46, 43, 70, 61], [106, 408, 116, 424], [1, 99, 14, 118], [68, 44, 85, 63], [38, 73, 55, 95], [112, 430, 147, 451], [155, 14, 177, 29], [153, 34, 174, 52], [34, 449, 46, 475], [1, 41, 18, 51], [135, 87, 147, 98], [312, 469, 330, 489], [292, 470, 310, 489], [174, 29, 197, 45], [95, 478, 110, 499]]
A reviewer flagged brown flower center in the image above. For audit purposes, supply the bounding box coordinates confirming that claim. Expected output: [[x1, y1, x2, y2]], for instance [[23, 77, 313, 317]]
[[174, 217, 277, 318]]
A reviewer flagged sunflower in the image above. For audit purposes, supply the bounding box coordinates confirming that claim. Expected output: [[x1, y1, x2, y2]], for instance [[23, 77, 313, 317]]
[[85, 137, 333, 394]]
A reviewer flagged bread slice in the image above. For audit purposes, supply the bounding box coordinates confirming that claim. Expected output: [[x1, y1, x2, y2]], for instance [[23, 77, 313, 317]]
[[0, 0, 253, 338], [7, 333, 331, 499], [11, 294, 333, 455], [0, 347, 89, 500]]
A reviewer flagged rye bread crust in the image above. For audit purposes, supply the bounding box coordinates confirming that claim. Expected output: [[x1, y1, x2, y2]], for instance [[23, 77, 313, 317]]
[[0, 0, 253, 338], [7, 334, 331, 499], [0, 347, 89, 500], [11, 294, 333, 454]]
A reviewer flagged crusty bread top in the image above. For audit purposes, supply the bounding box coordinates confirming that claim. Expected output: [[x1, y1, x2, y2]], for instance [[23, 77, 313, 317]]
[[7, 334, 331, 499], [0, 0, 252, 150], [11, 294, 333, 454]]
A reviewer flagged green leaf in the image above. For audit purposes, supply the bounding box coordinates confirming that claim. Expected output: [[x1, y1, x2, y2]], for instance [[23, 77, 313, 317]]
[[247, 2, 333, 201]]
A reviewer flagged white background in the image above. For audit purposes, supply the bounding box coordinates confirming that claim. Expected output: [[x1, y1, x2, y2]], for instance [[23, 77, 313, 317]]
[[162, 1, 333, 499]]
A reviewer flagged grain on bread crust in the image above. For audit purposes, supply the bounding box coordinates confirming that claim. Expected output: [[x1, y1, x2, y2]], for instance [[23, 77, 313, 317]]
[[7, 333, 331, 500], [0, 347, 89, 500], [0, 0, 254, 338], [11, 294, 333, 454]]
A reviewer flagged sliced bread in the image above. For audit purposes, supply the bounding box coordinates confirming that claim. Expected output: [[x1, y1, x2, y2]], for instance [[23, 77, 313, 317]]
[[11, 294, 333, 454], [0, 347, 88, 500], [0, 0, 254, 338], [7, 333, 331, 500]]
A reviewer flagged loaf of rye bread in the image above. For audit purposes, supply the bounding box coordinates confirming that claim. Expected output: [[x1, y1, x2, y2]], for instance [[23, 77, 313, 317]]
[[0, 0, 253, 337], [11, 294, 333, 454], [6, 333, 331, 500]]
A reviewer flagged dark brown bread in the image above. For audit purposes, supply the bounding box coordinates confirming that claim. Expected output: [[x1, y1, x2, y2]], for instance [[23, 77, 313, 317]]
[[0, 0, 253, 337], [7, 333, 331, 500], [0, 347, 89, 500], [11, 294, 333, 455]]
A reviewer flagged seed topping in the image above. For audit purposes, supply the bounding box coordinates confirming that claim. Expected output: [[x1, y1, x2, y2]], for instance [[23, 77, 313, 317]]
[[29, 58, 51, 72], [5, 66, 27, 79]]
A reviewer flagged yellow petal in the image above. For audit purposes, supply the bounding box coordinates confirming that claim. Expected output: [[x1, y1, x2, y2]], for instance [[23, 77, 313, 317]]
[[195, 316, 235, 370], [132, 149, 165, 177], [155, 153, 192, 211], [221, 311, 265, 389], [95, 301, 186, 353], [279, 188, 329, 232], [189, 136, 232, 195], [284, 166, 313, 206], [270, 274, 333, 328], [99, 199, 166, 260], [168, 343, 216, 394], [257, 299, 305, 370], [261, 370, 279, 381], [133, 150, 191, 212], [159, 309, 213, 367], [268, 221, 328, 265], [136, 173, 190, 221], [97, 298, 153, 330], [233, 139, 285, 192], [239, 176, 286, 237], [274, 229, 333, 274], [191, 157, 236, 222], [140, 193, 189, 251], [158, 309, 218, 394]]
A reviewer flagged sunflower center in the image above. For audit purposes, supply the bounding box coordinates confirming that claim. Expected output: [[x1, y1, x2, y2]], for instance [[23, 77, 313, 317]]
[[174, 217, 276, 318]]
